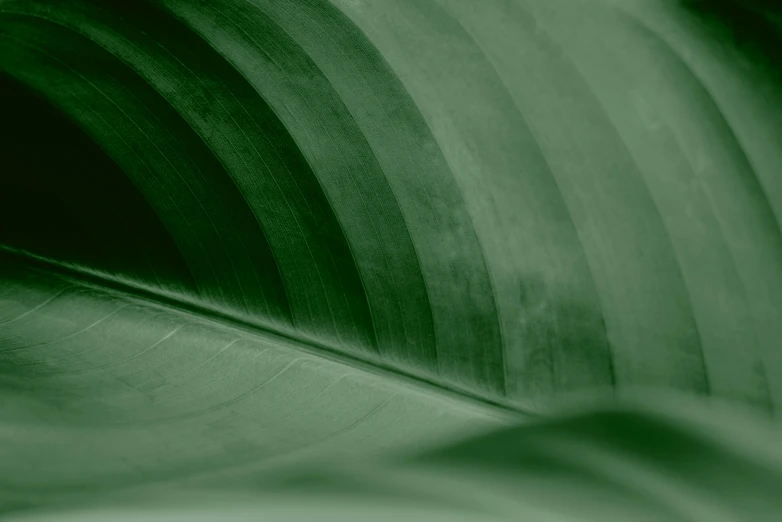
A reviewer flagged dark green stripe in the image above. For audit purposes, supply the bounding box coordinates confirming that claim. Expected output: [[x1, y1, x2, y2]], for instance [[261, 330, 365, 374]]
[[254, 0, 507, 392], [68, 0, 378, 351], [160, 0, 439, 374], [0, 14, 294, 325]]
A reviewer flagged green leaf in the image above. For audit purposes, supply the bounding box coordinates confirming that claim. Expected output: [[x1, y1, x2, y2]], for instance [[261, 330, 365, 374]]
[[2, 0, 782, 519], [5, 396, 782, 521], [0, 256, 516, 512]]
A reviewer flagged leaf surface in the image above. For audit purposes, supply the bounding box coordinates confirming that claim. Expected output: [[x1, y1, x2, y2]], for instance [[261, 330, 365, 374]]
[[2, 0, 782, 517]]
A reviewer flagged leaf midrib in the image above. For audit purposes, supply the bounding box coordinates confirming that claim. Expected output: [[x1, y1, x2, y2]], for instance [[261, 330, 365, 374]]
[[0, 245, 538, 423]]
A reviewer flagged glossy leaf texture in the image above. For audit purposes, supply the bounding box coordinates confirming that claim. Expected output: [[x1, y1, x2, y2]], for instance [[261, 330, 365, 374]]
[[2, 0, 782, 518]]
